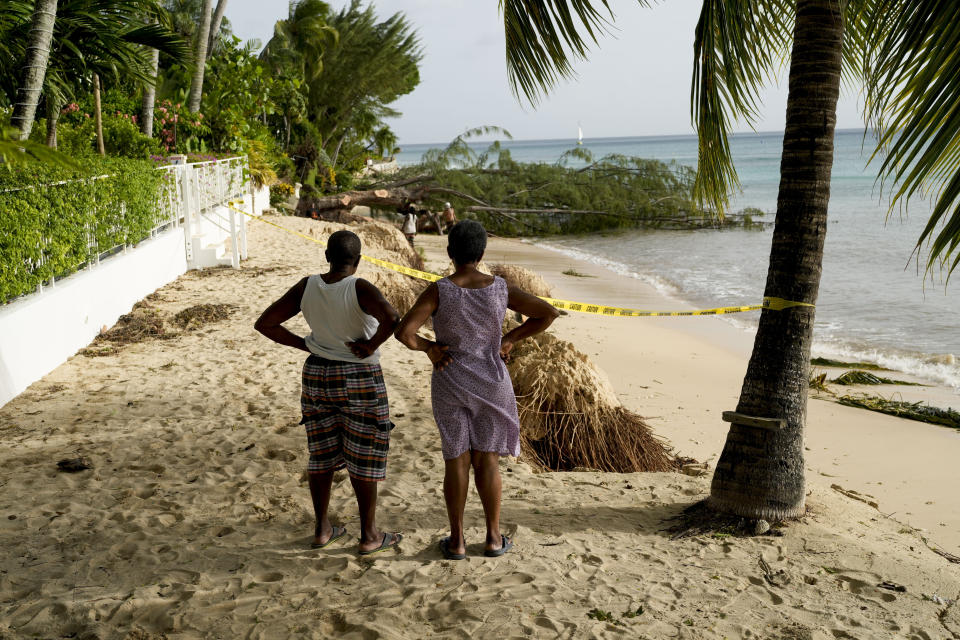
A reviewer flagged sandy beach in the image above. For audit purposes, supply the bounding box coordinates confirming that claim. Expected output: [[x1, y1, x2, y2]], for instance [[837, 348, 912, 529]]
[[1, 215, 959, 639]]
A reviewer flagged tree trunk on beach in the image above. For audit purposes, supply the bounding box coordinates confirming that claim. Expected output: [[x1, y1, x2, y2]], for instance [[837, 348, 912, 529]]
[[708, 0, 844, 520], [93, 73, 105, 156], [188, 0, 214, 113], [44, 93, 60, 148], [11, 0, 58, 140], [207, 0, 228, 59], [141, 45, 160, 137]]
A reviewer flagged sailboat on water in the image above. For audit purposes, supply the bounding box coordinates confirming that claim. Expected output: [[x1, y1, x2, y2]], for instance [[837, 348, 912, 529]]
[[577, 123, 583, 145]]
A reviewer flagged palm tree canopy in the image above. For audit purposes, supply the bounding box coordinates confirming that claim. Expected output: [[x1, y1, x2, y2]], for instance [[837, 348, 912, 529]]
[[864, 0, 960, 278], [1, 0, 187, 104], [260, 0, 339, 80]]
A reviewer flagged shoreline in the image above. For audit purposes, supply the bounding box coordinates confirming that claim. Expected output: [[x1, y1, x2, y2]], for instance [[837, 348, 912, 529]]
[[416, 233, 960, 553], [531, 233, 960, 393]]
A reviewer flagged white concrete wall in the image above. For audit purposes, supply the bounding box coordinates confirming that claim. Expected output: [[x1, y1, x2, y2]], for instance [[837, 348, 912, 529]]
[[0, 228, 187, 407], [248, 185, 269, 216]]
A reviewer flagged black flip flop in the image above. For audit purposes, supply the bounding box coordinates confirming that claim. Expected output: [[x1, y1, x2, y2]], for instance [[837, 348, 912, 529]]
[[484, 535, 513, 557], [358, 532, 403, 556], [439, 536, 466, 560], [311, 524, 347, 549]]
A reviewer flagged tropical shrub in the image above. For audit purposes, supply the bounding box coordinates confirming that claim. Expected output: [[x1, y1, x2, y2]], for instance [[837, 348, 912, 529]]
[[153, 99, 208, 153], [102, 113, 161, 158], [0, 158, 163, 303], [270, 182, 295, 206]]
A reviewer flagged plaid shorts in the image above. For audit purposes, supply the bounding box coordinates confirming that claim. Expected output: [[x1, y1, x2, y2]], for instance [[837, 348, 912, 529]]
[[300, 355, 394, 480]]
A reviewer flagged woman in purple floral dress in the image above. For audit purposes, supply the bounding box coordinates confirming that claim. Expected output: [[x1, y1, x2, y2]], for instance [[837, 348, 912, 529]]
[[395, 221, 558, 559]]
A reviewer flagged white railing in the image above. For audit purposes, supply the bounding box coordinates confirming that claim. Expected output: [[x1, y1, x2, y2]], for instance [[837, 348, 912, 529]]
[[156, 155, 249, 269]]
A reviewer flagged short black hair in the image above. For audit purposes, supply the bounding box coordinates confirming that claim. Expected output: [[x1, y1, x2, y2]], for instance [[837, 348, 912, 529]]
[[447, 220, 486, 265], [326, 230, 362, 266]]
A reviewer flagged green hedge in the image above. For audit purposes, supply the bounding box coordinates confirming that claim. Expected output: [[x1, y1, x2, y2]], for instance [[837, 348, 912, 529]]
[[0, 158, 164, 304]]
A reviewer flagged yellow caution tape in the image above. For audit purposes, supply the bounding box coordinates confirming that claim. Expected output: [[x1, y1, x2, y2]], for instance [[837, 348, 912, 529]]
[[227, 201, 813, 316]]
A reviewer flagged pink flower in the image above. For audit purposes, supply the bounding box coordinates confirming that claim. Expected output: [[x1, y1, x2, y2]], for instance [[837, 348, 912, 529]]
[[85, 113, 90, 118], [176, 103, 181, 109]]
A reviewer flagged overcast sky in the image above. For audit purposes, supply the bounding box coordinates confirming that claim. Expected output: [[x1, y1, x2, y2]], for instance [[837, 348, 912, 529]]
[[226, 0, 866, 145]]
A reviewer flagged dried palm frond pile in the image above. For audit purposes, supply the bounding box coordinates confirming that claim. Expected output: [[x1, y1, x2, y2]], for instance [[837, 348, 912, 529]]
[[489, 263, 552, 297], [507, 330, 678, 473], [361, 268, 427, 316], [356, 221, 425, 271], [173, 304, 238, 331]]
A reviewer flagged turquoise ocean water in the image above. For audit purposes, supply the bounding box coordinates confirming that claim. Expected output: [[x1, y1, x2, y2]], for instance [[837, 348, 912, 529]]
[[396, 131, 960, 389]]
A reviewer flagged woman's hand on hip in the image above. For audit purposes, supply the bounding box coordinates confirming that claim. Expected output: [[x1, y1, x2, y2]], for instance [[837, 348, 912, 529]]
[[427, 342, 452, 371]]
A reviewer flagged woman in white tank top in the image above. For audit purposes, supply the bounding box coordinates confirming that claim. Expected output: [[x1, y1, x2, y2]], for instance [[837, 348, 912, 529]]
[[255, 230, 403, 555]]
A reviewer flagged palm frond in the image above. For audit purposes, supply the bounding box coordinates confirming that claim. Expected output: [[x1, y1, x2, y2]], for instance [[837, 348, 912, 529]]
[[0, 126, 80, 166], [691, 0, 792, 217], [864, 0, 960, 278], [500, 0, 629, 105]]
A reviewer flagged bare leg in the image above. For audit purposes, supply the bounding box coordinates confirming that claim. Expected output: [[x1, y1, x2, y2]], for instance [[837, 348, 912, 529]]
[[472, 451, 504, 552], [443, 452, 471, 555], [351, 476, 400, 553], [308, 471, 335, 545]]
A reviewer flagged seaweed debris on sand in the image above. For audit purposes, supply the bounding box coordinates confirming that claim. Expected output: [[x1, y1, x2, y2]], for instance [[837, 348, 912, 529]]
[[173, 304, 238, 330], [837, 395, 960, 430], [81, 303, 169, 356]]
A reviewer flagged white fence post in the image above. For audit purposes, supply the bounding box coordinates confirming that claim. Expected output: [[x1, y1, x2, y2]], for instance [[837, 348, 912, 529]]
[[228, 206, 240, 268], [181, 165, 195, 268]]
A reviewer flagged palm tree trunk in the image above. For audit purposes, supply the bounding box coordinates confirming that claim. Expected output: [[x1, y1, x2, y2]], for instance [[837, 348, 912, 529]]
[[708, 0, 844, 520], [10, 0, 58, 141], [330, 133, 346, 168], [207, 0, 229, 59], [93, 73, 105, 156], [141, 45, 160, 137], [188, 0, 214, 113], [45, 93, 60, 148]]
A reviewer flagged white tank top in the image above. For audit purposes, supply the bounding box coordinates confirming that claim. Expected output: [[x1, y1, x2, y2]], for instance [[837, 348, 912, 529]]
[[300, 275, 380, 363]]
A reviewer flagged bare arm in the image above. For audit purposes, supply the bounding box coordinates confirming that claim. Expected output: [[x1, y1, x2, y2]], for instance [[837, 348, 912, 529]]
[[348, 278, 400, 359], [500, 286, 560, 359], [254, 278, 309, 352], [393, 283, 452, 370]]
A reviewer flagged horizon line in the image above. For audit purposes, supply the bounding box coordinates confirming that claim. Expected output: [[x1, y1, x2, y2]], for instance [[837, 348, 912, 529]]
[[398, 127, 872, 149]]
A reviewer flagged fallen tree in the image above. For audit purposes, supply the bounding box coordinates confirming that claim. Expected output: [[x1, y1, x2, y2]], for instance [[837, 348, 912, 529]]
[[295, 133, 768, 235]]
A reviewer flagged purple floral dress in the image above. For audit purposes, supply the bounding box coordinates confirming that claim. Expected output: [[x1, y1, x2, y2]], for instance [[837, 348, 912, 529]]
[[431, 276, 521, 460]]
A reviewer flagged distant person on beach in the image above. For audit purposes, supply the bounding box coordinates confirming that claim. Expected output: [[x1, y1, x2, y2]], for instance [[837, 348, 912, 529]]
[[254, 230, 403, 555], [398, 200, 417, 246], [394, 220, 559, 559], [441, 202, 457, 233]]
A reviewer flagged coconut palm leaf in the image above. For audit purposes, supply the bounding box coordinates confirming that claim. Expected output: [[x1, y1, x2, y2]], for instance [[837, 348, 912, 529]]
[[863, 0, 960, 278], [690, 0, 791, 216], [500, 0, 627, 105]]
